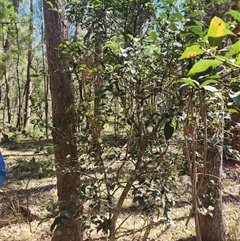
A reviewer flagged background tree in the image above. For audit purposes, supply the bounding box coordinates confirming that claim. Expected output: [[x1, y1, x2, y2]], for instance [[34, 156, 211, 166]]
[[0, 0, 19, 127], [23, 0, 34, 128]]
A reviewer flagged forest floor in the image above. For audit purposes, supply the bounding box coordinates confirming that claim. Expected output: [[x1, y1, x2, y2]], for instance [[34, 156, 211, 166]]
[[0, 138, 240, 241]]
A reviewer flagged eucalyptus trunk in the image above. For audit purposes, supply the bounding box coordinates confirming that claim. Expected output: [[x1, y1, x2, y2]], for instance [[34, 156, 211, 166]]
[[43, 1, 82, 240]]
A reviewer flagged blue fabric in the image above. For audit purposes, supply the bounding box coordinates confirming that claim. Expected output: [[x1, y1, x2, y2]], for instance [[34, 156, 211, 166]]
[[0, 152, 6, 187]]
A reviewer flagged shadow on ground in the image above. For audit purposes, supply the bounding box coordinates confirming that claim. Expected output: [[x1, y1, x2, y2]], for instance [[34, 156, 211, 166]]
[[177, 237, 196, 241]]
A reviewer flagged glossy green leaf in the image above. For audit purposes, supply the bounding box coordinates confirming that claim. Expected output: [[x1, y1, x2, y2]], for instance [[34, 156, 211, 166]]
[[149, 31, 157, 41], [191, 27, 203, 36], [200, 79, 218, 87], [164, 122, 174, 140], [172, 12, 183, 21], [215, 55, 228, 62], [237, 54, 240, 65], [169, 22, 178, 31], [188, 59, 222, 76], [177, 78, 199, 87], [184, 20, 203, 27], [179, 45, 204, 60], [230, 78, 240, 85], [226, 10, 240, 21], [223, 108, 238, 113], [226, 40, 240, 58], [188, 10, 206, 18], [104, 42, 118, 48], [205, 74, 221, 80]]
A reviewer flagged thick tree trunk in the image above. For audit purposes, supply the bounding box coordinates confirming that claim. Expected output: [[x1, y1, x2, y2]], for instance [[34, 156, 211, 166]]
[[197, 145, 224, 241], [43, 1, 82, 241]]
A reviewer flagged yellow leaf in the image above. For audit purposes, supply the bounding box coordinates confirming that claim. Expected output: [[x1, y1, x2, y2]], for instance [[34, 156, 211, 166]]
[[209, 17, 226, 37], [206, 17, 235, 47]]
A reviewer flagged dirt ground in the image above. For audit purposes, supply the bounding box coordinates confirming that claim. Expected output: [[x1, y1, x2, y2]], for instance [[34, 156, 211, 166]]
[[0, 140, 239, 241]]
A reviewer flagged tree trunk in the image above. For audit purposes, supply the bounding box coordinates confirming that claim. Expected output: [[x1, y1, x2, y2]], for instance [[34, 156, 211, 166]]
[[197, 145, 224, 241], [15, 22, 22, 131], [43, 1, 82, 241], [4, 71, 11, 125], [38, 0, 49, 138], [24, 0, 34, 128]]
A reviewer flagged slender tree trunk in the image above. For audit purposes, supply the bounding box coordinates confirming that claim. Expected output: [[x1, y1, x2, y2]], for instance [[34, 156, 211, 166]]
[[43, 1, 82, 241], [93, 29, 103, 118], [1, 35, 10, 126], [15, 22, 22, 131], [4, 71, 11, 125], [39, 0, 49, 138], [11, 0, 22, 131], [44, 73, 49, 139], [24, 0, 34, 128], [90, 7, 106, 158]]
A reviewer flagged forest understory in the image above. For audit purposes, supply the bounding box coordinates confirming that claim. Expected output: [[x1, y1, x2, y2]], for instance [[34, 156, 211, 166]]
[[0, 138, 239, 241]]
